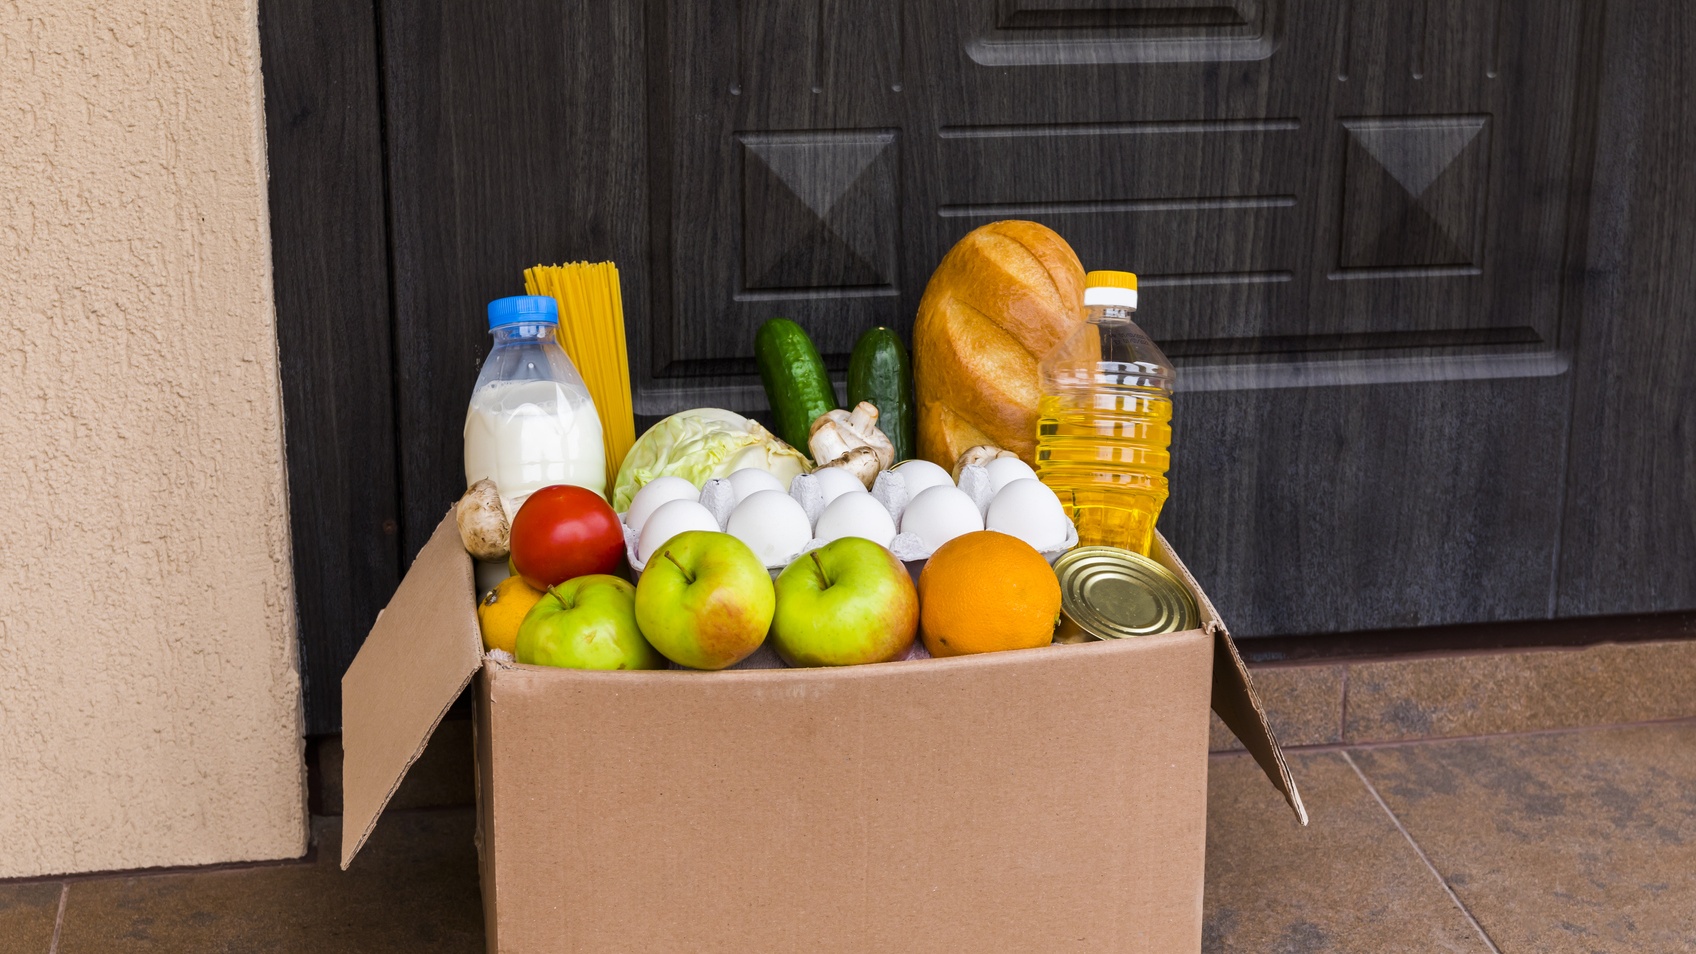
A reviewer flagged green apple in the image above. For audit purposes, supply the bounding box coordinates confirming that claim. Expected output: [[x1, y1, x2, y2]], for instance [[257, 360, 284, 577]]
[[770, 537, 917, 667], [634, 530, 775, 670], [515, 574, 663, 670]]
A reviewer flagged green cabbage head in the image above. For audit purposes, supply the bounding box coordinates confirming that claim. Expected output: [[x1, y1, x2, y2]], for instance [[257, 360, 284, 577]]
[[611, 408, 812, 511]]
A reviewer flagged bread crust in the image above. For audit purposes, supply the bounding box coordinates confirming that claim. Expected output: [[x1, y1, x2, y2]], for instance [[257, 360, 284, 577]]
[[913, 221, 1085, 467]]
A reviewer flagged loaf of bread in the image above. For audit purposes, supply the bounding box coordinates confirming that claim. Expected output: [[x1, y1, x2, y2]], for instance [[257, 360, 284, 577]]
[[912, 221, 1086, 467]]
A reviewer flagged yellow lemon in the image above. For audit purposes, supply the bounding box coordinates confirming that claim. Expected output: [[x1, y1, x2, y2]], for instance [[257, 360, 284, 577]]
[[477, 574, 546, 654]]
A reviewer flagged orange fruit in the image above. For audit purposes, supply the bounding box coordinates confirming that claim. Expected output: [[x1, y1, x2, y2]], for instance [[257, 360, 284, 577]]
[[918, 531, 1061, 656], [477, 574, 546, 654]]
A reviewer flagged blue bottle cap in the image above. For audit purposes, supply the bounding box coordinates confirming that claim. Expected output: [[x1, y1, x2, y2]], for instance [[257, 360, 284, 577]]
[[487, 295, 559, 329]]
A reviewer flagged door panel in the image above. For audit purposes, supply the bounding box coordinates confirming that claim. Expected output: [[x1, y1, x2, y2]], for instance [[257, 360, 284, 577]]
[[377, 0, 651, 559], [1173, 378, 1570, 635], [653, 0, 1578, 379], [1557, 0, 1696, 616], [371, 0, 1588, 637], [266, 0, 1696, 728], [644, 0, 1583, 635], [388, 0, 1587, 637]]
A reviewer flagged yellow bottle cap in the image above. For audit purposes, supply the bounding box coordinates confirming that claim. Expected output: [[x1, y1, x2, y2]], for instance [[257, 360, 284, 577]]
[[1084, 270, 1138, 291]]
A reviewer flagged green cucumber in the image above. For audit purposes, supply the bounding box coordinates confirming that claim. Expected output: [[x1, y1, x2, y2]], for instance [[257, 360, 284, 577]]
[[847, 326, 915, 463], [755, 318, 839, 451]]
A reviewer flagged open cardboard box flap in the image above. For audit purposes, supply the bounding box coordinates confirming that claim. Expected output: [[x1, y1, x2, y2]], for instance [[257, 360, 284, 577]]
[[1149, 533, 1309, 827], [340, 511, 483, 868], [341, 510, 1305, 869]]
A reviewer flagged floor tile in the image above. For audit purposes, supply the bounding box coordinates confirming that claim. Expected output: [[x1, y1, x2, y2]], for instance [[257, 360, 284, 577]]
[[1344, 640, 1696, 743], [1353, 724, 1696, 952], [1203, 750, 1491, 953], [1210, 664, 1346, 751], [0, 882, 62, 954], [55, 811, 481, 953]]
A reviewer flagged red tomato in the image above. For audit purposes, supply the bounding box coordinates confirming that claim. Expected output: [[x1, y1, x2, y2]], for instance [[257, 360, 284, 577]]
[[509, 485, 625, 588]]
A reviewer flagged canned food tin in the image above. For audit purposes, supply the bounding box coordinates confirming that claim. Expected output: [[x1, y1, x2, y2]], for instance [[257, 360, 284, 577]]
[[1052, 546, 1200, 642]]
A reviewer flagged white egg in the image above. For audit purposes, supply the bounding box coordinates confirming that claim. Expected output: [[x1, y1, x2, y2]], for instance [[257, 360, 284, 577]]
[[899, 485, 984, 552], [727, 489, 812, 566], [624, 476, 700, 533], [726, 467, 786, 504], [986, 478, 1069, 551], [890, 459, 953, 498], [636, 499, 720, 564], [811, 466, 869, 505], [985, 456, 1039, 493], [814, 491, 897, 547]]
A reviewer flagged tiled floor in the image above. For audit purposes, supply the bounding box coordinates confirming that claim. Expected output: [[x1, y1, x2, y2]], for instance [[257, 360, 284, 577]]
[[1207, 637, 1696, 751], [1206, 722, 1696, 952], [7, 721, 1695, 952]]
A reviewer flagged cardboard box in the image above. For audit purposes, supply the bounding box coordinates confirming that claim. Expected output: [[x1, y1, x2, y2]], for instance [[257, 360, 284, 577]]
[[342, 512, 1304, 953]]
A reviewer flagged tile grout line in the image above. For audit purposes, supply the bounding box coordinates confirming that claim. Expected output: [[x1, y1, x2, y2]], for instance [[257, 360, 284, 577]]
[[1342, 751, 1503, 954], [48, 882, 66, 954]]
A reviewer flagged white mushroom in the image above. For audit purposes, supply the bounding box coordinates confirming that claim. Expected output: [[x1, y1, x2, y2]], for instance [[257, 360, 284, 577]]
[[456, 479, 511, 561], [815, 445, 882, 489], [808, 402, 897, 488], [952, 444, 1019, 482]]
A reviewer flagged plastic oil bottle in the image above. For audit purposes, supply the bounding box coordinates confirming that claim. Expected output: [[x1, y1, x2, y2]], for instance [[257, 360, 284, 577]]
[[1035, 271, 1175, 556]]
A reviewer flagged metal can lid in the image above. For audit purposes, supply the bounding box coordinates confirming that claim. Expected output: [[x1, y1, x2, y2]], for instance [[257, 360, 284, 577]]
[[1053, 546, 1200, 640]]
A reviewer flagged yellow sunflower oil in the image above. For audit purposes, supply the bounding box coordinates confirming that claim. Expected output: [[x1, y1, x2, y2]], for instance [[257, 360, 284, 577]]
[[1035, 271, 1175, 556]]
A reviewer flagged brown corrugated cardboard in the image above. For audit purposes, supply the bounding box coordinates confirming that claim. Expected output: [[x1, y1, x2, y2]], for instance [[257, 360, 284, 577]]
[[340, 513, 483, 868], [1147, 536, 1307, 825], [473, 665, 500, 939], [343, 511, 1300, 952]]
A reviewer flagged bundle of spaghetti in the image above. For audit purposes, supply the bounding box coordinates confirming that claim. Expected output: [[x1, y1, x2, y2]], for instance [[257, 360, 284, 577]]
[[523, 261, 635, 492]]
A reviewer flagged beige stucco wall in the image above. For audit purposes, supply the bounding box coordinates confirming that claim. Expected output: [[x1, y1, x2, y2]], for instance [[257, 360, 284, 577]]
[[0, 0, 307, 876]]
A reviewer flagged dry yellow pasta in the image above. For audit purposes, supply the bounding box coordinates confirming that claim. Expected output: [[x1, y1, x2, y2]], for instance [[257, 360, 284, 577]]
[[523, 262, 636, 492]]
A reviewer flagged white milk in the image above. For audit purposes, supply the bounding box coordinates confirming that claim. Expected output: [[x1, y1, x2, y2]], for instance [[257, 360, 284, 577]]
[[464, 378, 606, 508]]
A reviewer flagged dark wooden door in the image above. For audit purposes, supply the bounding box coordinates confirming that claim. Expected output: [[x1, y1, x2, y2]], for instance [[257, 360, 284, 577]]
[[264, 0, 1696, 732], [651, 0, 1585, 640]]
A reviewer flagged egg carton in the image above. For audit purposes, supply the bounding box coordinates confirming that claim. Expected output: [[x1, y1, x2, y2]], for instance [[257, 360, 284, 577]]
[[621, 464, 1077, 576]]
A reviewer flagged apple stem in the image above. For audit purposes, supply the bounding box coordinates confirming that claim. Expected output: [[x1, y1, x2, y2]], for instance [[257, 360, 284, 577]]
[[549, 583, 574, 610], [663, 550, 695, 584], [810, 550, 830, 588]]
